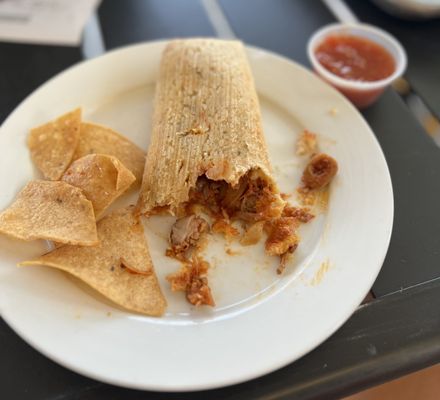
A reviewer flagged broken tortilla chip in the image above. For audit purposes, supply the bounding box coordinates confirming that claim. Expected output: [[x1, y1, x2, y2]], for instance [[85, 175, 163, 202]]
[[0, 180, 97, 245], [28, 108, 81, 180], [61, 154, 136, 219], [73, 122, 145, 182], [20, 206, 167, 316]]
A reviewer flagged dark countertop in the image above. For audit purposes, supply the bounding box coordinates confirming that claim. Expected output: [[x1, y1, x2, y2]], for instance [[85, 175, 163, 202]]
[[99, 0, 215, 47], [0, 43, 82, 123]]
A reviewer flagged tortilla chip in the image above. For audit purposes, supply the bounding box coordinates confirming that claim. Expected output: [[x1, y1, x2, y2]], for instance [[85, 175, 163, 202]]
[[21, 207, 167, 316], [73, 122, 145, 182], [0, 180, 97, 245], [61, 154, 136, 219], [28, 108, 81, 180]]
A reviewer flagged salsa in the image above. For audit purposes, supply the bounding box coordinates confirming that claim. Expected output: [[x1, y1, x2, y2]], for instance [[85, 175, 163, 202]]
[[315, 35, 395, 82]]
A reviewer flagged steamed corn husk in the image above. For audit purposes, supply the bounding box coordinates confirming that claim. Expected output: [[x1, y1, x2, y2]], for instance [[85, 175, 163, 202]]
[[138, 39, 283, 215]]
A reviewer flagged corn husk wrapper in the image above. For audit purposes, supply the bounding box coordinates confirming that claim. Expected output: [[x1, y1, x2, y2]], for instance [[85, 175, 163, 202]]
[[138, 39, 283, 215]]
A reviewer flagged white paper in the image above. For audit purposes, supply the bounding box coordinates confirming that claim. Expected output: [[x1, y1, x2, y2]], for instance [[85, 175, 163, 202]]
[[0, 0, 101, 46]]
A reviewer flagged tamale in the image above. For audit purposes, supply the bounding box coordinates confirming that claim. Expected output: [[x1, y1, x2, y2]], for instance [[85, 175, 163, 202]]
[[138, 39, 297, 305], [137, 39, 284, 220]]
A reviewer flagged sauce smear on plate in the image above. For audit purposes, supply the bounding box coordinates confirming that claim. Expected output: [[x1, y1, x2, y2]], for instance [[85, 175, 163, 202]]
[[315, 35, 395, 82]]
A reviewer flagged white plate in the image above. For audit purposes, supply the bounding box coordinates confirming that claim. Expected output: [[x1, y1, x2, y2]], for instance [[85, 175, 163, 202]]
[[0, 41, 393, 391]]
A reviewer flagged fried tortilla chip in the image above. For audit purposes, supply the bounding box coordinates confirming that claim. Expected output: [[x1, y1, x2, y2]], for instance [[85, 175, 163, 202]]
[[73, 122, 145, 182], [28, 108, 81, 180], [21, 207, 167, 316], [0, 180, 97, 245], [61, 154, 136, 218]]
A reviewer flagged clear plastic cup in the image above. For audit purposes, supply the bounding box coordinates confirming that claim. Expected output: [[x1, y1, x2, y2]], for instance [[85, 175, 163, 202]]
[[307, 23, 407, 108]]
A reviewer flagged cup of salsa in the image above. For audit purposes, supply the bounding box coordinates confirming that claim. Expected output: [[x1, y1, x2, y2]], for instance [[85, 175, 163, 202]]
[[307, 23, 407, 108]]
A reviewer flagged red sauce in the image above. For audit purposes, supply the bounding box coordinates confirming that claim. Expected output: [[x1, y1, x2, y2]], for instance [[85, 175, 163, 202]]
[[315, 35, 395, 82]]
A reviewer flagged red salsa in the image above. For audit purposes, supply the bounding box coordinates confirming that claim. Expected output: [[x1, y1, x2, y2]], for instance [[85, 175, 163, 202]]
[[315, 35, 395, 82]]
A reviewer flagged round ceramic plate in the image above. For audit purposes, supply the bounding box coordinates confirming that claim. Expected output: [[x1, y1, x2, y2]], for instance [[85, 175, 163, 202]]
[[0, 41, 393, 391]]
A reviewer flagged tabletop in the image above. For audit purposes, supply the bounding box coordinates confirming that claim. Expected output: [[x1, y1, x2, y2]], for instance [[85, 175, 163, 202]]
[[1, 1, 439, 399]]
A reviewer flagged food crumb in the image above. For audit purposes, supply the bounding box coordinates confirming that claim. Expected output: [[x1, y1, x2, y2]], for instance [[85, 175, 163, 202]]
[[329, 107, 339, 116], [282, 205, 314, 223], [225, 247, 241, 256], [317, 187, 330, 211], [212, 219, 240, 238], [297, 186, 330, 211], [106, 311, 112, 317], [310, 259, 332, 286], [296, 130, 317, 156], [301, 153, 338, 191], [167, 257, 215, 306], [240, 221, 265, 246], [297, 187, 316, 206], [176, 127, 206, 136]]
